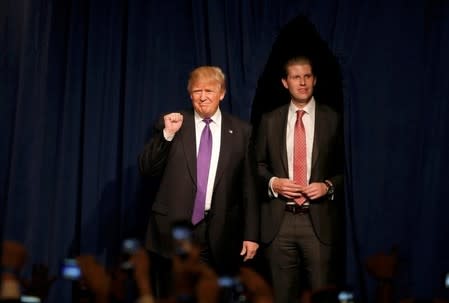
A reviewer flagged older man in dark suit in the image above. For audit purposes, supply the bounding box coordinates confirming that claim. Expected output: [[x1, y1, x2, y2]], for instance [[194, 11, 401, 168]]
[[138, 66, 259, 296], [255, 56, 344, 303]]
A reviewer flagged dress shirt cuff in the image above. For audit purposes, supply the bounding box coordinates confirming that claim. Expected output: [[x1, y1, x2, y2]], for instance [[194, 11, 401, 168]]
[[163, 129, 175, 141], [268, 177, 279, 198]]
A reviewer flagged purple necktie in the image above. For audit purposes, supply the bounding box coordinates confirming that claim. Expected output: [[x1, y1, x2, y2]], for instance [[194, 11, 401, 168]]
[[192, 118, 212, 225]]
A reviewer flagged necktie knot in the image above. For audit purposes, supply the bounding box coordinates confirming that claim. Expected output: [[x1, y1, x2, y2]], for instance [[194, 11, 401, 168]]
[[296, 110, 305, 119], [203, 118, 212, 125]]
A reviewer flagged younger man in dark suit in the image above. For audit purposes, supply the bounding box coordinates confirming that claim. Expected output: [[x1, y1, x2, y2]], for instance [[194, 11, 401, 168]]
[[255, 56, 344, 303]]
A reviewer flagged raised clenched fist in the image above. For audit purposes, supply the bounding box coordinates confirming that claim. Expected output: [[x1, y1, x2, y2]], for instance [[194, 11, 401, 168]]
[[163, 112, 183, 136]]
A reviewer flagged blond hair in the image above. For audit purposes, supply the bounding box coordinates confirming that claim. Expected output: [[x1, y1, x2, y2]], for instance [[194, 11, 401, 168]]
[[187, 66, 226, 92]]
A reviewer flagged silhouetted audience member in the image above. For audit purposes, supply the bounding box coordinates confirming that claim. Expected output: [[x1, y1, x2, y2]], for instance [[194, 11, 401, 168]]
[[7, 239, 415, 303], [171, 243, 219, 303], [73, 243, 221, 303], [1, 241, 27, 303], [75, 255, 112, 303], [401, 299, 449, 303], [309, 286, 340, 303], [22, 263, 56, 301], [365, 247, 398, 303], [129, 248, 154, 303], [239, 267, 273, 303]]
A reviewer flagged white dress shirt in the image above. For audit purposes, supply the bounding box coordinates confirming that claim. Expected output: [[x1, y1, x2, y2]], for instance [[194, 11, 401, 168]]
[[269, 98, 316, 198], [163, 110, 222, 211], [194, 110, 221, 211], [286, 98, 315, 183]]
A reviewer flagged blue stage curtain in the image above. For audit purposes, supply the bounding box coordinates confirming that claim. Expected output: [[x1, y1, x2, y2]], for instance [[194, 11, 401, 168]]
[[1, 0, 448, 301]]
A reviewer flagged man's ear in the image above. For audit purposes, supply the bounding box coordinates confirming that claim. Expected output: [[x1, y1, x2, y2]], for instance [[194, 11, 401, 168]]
[[281, 78, 288, 89], [219, 90, 226, 101]]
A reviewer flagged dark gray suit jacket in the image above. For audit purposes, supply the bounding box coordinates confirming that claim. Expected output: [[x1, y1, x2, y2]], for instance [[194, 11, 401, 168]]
[[255, 103, 344, 246], [139, 109, 259, 273]]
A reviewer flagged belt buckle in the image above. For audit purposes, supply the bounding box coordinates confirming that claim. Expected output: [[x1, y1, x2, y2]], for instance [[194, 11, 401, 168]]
[[288, 203, 309, 214], [285, 204, 296, 213]]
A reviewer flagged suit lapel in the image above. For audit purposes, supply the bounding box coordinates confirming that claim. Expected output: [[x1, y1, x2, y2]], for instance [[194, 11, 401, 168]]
[[311, 104, 324, 173], [213, 113, 232, 188], [180, 111, 197, 185], [277, 106, 289, 177]]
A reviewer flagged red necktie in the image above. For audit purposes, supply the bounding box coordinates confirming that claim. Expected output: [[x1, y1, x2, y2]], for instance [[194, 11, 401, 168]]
[[294, 110, 307, 205]]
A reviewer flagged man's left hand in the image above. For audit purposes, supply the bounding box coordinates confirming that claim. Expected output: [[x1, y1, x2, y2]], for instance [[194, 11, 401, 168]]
[[300, 182, 328, 200], [240, 241, 259, 262]]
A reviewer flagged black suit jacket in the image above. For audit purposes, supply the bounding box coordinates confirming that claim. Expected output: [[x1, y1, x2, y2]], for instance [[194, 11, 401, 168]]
[[255, 103, 344, 246], [139, 109, 259, 273]]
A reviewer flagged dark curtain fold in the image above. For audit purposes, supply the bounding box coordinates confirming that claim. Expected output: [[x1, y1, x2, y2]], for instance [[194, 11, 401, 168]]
[[1, 0, 449, 302]]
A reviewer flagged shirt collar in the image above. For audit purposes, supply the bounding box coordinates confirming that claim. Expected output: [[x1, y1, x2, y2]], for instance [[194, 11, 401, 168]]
[[194, 108, 222, 126], [288, 97, 316, 116]]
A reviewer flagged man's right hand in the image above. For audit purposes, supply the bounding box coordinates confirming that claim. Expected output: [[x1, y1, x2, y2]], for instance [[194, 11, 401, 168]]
[[271, 177, 304, 200], [163, 113, 183, 136]]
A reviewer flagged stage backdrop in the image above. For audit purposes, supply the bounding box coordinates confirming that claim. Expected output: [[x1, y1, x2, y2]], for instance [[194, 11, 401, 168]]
[[1, 0, 448, 302]]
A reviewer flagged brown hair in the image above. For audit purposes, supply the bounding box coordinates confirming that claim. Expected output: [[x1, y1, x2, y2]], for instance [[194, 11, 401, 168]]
[[282, 56, 314, 78]]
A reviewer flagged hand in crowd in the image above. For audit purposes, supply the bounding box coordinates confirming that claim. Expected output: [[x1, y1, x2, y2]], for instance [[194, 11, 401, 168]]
[[74, 248, 154, 303], [108, 267, 127, 302], [75, 255, 111, 303], [129, 248, 152, 298], [172, 244, 219, 303], [239, 266, 273, 303]]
